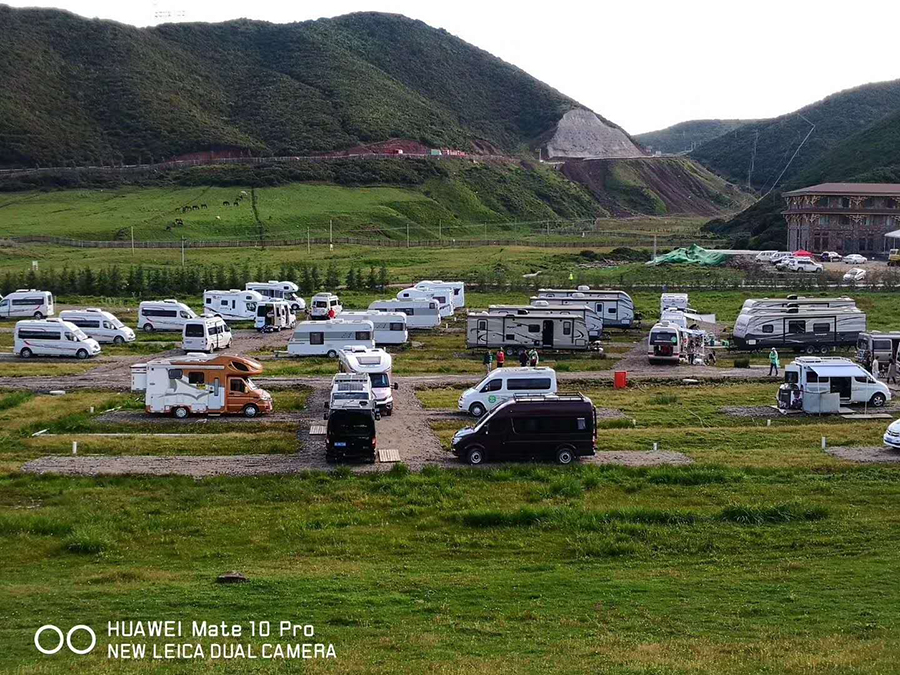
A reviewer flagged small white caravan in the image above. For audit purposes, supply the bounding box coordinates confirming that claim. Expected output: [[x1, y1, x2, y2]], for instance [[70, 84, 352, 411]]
[[15, 319, 101, 359], [0, 289, 54, 319], [245, 281, 307, 313], [254, 300, 295, 332], [368, 299, 441, 329], [457, 367, 558, 417], [59, 308, 135, 344], [397, 287, 452, 317], [203, 289, 264, 321], [138, 299, 197, 332], [310, 292, 342, 320], [287, 319, 375, 357], [337, 311, 408, 345], [339, 346, 398, 414], [416, 280, 465, 308], [183, 316, 232, 352], [660, 293, 689, 313]]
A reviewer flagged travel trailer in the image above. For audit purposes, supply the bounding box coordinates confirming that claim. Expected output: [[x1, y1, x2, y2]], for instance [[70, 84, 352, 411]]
[[368, 299, 441, 329], [131, 353, 273, 418], [397, 287, 452, 318], [504, 301, 602, 338], [732, 308, 866, 352], [740, 297, 857, 314], [337, 311, 408, 345], [327, 373, 377, 417], [0, 289, 54, 319], [781, 357, 890, 408], [310, 292, 342, 320], [59, 309, 134, 344], [451, 393, 596, 465], [138, 299, 198, 332], [415, 280, 465, 309], [457, 367, 558, 418], [255, 300, 295, 332], [647, 321, 684, 364], [536, 288, 636, 328], [182, 317, 232, 352], [287, 319, 375, 357], [203, 289, 264, 321], [660, 293, 689, 313], [339, 346, 398, 415], [14, 319, 101, 359], [855, 331, 900, 365], [245, 281, 307, 312], [466, 311, 592, 350]]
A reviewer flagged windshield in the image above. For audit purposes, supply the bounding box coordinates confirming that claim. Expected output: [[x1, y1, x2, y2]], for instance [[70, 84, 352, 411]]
[[369, 373, 390, 388], [73, 328, 89, 341], [473, 406, 501, 432], [111, 318, 125, 328], [857, 337, 868, 351], [245, 378, 258, 391]]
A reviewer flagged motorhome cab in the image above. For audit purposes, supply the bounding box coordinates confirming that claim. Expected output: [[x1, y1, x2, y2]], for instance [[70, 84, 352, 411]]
[[782, 357, 890, 408], [310, 293, 342, 320], [467, 311, 591, 350], [287, 319, 375, 357], [397, 288, 452, 318], [732, 308, 866, 352], [458, 366, 558, 417], [130, 354, 273, 418], [326, 408, 377, 464], [59, 309, 135, 344], [856, 331, 900, 365], [338, 311, 408, 345], [451, 394, 597, 465], [496, 302, 603, 339], [0, 290, 54, 319], [203, 289, 264, 321], [368, 299, 441, 329], [255, 300, 295, 332], [660, 293, 689, 313], [138, 299, 197, 332], [537, 288, 636, 328], [648, 321, 683, 364], [183, 317, 232, 352], [416, 280, 465, 309], [245, 281, 307, 313], [339, 346, 398, 415], [15, 319, 101, 359]]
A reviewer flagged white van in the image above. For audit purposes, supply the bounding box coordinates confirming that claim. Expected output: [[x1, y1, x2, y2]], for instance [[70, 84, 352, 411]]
[[138, 300, 197, 332], [416, 280, 465, 309], [254, 300, 295, 332], [457, 367, 558, 417], [647, 321, 683, 364], [0, 290, 54, 319], [287, 319, 375, 357], [338, 311, 408, 345], [397, 288, 452, 317], [183, 317, 232, 352], [59, 308, 135, 344], [783, 356, 890, 408], [368, 299, 441, 329], [310, 292, 342, 320], [203, 289, 264, 321], [339, 346, 398, 415], [246, 281, 307, 313], [328, 373, 377, 414], [15, 319, 101, 359]]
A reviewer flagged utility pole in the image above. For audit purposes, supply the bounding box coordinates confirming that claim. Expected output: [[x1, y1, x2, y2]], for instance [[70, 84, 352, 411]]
[[484, 221, 487, 243], [307, 226, 310, 254], [131, 226, 134, 256], [181, 236, 186, 267], [406, 222, 410, 248], [329, 219, 333, 252], [653, 234, 657, 259], [439, 219, 442, 245]]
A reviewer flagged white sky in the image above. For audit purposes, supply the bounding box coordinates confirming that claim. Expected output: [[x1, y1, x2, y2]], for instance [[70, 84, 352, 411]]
[[6, 0, 900, 134]]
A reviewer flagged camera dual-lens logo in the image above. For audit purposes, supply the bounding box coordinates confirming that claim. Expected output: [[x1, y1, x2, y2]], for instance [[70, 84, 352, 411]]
[[34, 625, 96, 655]]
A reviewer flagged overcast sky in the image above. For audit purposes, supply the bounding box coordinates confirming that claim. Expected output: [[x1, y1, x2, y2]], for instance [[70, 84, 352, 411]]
[[6, 0, 900, 134]]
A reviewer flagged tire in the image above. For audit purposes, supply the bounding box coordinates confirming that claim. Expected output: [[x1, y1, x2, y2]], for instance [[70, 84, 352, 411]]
[[805, 345, 816, 355], [113, 335, 125, 345], [556, 446, 575, 465], [327, 350, 338, 358], [870, 393, 887, 408], [143, 324, 154, 332], [465, 446, 485, 465], [173, 407, 189, 419], [33, 311, 44, 319], [468, 402, 487, 418], [243, 404, 259, 418], [76, 349, 89, 360], [19, 347, 32, 359], [385, 408, 393, 416], [819, 346, 829, 355]]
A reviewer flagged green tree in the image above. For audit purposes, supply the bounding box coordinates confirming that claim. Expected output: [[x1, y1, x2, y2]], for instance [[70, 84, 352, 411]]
[[325, 263, 340, 290], [79, 267, 96, 296], [345, 266, 357, 291], [377, 264, 389, 291], [367, 266, 378, 291], [310, 265, 321, 292]]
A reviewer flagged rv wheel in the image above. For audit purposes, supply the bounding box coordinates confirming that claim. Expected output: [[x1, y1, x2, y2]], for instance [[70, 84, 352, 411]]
[[870, 393, 887, 408], [468, 402, 486, 418], [33, 311, 44, 319], [805, 345, 816, 355], [555, 446, 575, 465], [19, 348, 32, 359], [327, 350, 338, 358], [173, 407, 189, 419], [819, 346, 829, 355], [465, 446, 485, 465], [113, 336, 125, 345], [243, 404, 259, 418], [143, 324, 154, 332], [76, 349, 89, 360]]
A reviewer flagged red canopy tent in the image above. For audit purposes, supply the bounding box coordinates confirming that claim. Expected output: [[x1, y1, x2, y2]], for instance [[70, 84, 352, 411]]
[[793, 249, 813, 257]]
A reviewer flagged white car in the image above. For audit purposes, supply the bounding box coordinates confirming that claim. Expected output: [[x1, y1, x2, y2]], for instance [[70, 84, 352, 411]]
[[883, 419, 900, 449], [754, 250, 778, 263], [821, 251, 842, 262], [792, 258, 823, 273], [770, 251, 793, 265], [843, 268, 867, 283], [843, 254, 868, 265], [777, 256, 807, 270]]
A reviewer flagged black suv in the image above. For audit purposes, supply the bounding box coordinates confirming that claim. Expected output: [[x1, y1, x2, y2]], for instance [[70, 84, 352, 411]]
[[326, 409, 377, 463]]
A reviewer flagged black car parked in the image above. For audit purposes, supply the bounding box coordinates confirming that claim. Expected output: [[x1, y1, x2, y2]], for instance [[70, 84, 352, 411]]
[[451, 394, 596, 465], [326, 409, 377, 463]]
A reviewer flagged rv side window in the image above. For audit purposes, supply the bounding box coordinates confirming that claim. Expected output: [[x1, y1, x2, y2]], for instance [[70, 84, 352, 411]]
[[356, 331, 372, 340], [762, 324, 774, 334], [310, 332, 325, 345], [221, 300, 228, 306], [505, 334, 515, 340], [230, 379, 246, 393], [389, 322, 404, 331], [478, 320, 487, 330], [206, 298, 212, 304], [788, 320, 805, 334], [527, 325, 540, 333], [403, 308, 415, 316], [65, 332, 75, 341], [784, 372, 799, 384], [607, 307, 615, 314], [807, 371, 818, 383], [855, 376, 867, 383], [488, 418, 509, 435], [481, 379, 502, 393], [168, 369, 183, 380], [103, 321, 113, 330], [507, 378, 552, 391], [577, 417, 587, 431], [187, 372, 205, 385], [873, 340, 892, 351], [563, 322, 572, 336], [813, 323, 830, 335]]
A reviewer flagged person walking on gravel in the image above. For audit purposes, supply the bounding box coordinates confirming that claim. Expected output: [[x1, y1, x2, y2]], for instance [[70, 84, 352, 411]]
[[497, 348, 505, 368], [888, 358, 897, 385], [768, 348, 780, 377], [872, 356, 881, 380], [529, 348, 539, 367], [483, 350, 493, 375], [518, 348, 528, 367]]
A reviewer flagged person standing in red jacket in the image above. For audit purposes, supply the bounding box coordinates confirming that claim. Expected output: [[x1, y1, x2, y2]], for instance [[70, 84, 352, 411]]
[[497, 348, 505, 368]]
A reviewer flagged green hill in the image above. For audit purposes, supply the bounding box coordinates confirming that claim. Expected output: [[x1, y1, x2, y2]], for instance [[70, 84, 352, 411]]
[[0, 6, 592, 168], [691, 80, 900, 192], [635, 119, 752, 155]]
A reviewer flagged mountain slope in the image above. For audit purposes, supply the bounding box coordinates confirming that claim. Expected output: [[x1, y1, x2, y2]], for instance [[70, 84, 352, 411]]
[[635, 119, 753, 155], [691, 80, 900, 192]]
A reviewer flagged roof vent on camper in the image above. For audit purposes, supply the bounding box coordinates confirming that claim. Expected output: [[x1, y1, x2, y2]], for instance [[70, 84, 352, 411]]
[[268, 280, 278, 284], [577, 285, 590, 292], [164, 299, 178, 303], [533, 300, 550, 307], [572, 292, 586, 298]]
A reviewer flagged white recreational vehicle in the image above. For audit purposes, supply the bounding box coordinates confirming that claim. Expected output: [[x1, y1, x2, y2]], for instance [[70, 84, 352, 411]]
[[660, 293, 689, 313], [338, 311, 408, 345], [368, 299, 441, 329], [287, 319, 375, 357], [537, 288, 636, 328], [310, 292, 342, 320], [138, 299, 198, 332], [0, 289, 54, 319], [416, 280, 465, 309], [203, 289, 265, 321], [732, 307, 866, 353], [659, 308, 688, 329], [245, 281, 307, 313], [457, 366, 558, 417], [14, 319, 101, 359], [856, 331, 900, 365], [740, 297, 857, 314], [467, 311, 592, 350], [397, 287, 452, 317], [647, 321, 684, 364], [339, 346, 398, 415], [491, 302, 603, 339], [327, 373, 377, 416], [781, 357, 890, 408], [59, 308, 135, 344], [183, 316, 232, 352], [254, 300, 295, 332]]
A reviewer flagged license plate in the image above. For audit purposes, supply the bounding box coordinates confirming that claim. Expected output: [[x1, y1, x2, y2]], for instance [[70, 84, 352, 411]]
[[334, 442, 347, 447]]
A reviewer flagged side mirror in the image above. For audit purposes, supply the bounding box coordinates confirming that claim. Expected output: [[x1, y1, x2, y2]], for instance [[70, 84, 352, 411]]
[[393, 383, 399, 390]]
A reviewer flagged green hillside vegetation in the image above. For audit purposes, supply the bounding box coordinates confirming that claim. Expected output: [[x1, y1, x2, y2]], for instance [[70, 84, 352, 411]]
[[635, 119, 752, 154], [0, 7, 592, 168], [691, 79, 900, 192]]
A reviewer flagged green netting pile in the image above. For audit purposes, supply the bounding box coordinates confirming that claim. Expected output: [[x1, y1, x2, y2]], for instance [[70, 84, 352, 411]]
[[646, 244, 728, 266]]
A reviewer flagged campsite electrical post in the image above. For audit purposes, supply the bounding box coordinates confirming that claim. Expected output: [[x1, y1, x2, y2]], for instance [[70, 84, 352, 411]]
[[181, 236, 185, 267], [407, 221, 410, 248], [307, 226, 310, 254], [330, 219, 333, 251], [131, 226, 134, 256]]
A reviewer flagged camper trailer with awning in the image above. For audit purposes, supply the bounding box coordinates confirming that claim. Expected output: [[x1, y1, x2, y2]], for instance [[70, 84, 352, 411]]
[[536, 288, 636, 328], [732, 308, 866, 352], [781, 357, 889, 408], [491, 302, 603, 338], [467, 311, 591, 350], [740, 297, 857, 314]]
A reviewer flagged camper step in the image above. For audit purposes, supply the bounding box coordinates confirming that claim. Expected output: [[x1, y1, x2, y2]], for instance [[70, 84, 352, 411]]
[[309, 424, 326, 435], [377, 448, 401, 463]]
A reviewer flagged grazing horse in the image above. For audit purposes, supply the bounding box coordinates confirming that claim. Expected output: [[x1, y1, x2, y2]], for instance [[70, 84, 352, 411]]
[[223, 201, 230, 207], [175, 218, 184, 226], [200, 203, 208, 209], [181, 206, 189, 213], [192, 205, 199, 210]]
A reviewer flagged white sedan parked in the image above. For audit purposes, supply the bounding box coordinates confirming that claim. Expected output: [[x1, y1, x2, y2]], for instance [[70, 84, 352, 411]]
[[843, 268, 867, 283], [843, 254, 868, 264], [884, 419, 900, 449]]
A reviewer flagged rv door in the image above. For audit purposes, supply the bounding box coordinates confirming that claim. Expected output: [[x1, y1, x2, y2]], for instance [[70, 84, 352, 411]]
[[542, 320, 554, 347], [209, 377, 226, 412], [476, 318, 488, 346]]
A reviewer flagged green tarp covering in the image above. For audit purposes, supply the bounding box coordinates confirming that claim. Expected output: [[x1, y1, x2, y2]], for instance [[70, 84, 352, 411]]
[[646, 244, 728, 267]]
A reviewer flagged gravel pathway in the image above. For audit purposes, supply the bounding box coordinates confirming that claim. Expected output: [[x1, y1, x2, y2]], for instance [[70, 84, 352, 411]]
[[720, 405, 779, 418], [825, 446, 900, 464]]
